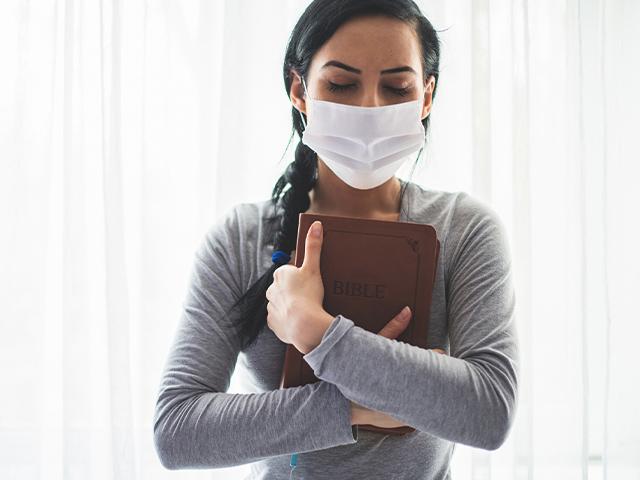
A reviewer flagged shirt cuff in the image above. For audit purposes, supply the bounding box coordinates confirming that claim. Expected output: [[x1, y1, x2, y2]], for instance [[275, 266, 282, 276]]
[[303, 314, 355, 378], [315, 380, 359, 446]]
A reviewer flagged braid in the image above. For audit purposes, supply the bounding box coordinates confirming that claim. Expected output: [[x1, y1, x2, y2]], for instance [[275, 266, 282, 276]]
[[229, 140, 317, 351], [272, 141, 318, 254]]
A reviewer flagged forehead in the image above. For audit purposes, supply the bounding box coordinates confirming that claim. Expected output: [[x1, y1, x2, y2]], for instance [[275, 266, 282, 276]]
[[311, 14, 422, 74]]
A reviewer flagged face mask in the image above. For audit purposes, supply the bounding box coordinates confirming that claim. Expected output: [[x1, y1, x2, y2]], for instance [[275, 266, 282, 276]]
[[296, 75, 426, 190]]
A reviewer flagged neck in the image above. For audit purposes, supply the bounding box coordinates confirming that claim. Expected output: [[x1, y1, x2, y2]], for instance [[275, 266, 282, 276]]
[[308, 158, 404, 218]]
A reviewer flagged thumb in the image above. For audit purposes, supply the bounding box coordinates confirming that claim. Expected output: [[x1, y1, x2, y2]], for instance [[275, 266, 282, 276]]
[[377, 306, 411, 340], [301, 220, 323, 274]]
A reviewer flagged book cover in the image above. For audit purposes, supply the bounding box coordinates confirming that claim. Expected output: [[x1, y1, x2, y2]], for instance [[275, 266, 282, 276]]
[[279, 212, 440, 435]]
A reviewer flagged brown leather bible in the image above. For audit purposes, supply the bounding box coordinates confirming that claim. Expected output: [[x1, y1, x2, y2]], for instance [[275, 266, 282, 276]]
[[279, 212, 440, 436]]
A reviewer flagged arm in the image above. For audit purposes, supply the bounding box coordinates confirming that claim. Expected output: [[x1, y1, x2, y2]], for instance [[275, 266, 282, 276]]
[[302, 193, 520, 450], [153, 205, 357, 470]]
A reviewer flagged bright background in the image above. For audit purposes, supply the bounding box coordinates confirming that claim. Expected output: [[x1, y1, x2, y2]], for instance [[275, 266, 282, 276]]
[[1, 0, 639, 479]]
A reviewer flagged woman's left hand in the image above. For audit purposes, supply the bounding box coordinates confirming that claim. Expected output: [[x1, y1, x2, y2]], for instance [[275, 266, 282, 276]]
[[265, 220, 335, 354]]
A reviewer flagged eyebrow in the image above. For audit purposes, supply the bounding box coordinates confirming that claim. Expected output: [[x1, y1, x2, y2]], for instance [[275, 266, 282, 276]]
[[321, 60, 416, 75]]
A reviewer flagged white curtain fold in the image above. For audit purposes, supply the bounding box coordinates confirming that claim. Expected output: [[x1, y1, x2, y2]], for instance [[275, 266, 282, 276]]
[[1, 1, 638, 479]]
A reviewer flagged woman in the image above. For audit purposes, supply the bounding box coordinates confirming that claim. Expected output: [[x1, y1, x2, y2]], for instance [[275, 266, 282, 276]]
[[153, 1, 519, 479]]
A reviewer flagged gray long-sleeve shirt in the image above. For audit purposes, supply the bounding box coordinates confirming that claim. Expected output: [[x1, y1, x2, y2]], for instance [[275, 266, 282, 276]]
[[153, 179, 520, 479]]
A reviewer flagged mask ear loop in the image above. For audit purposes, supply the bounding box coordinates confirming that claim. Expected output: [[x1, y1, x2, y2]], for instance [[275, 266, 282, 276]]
[[296, 75, 309, 129]]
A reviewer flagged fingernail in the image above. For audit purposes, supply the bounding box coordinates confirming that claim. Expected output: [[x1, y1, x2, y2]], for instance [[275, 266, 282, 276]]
[[311, 221, 322, 237], [402, 306, 410, 317]]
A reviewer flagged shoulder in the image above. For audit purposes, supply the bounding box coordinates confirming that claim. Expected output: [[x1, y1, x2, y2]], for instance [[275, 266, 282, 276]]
[[445, 191, 512, 275], [408, 182, 501, 228], [405, 183, 499, 242], [197, 198, 279, 289], [405, 182, 511, 274], [203, 198, 279, 247], [454, 191, 504, 226]]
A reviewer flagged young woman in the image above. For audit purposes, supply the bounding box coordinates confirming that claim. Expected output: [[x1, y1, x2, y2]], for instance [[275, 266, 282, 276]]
[[153, 1, 519, 479]]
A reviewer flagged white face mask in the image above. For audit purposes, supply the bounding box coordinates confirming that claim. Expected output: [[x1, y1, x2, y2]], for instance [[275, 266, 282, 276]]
[[297, 75, 426, 190]]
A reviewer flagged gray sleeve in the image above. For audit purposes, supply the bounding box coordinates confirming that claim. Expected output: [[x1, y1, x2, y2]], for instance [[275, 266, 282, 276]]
[[152, 205, 357, 470], [303, 193, 520, 451]]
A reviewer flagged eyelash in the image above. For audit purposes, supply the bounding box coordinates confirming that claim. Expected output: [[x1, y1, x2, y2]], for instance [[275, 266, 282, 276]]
[[327, 81, 411, 97]]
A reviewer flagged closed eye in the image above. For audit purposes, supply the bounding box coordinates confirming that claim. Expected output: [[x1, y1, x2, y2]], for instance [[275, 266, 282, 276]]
[[386, 86, 411, 97], [327, 81, 411, 97], [327, 81, 355, 92]]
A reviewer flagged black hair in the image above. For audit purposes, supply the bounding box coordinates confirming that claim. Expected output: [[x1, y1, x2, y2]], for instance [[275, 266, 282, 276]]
[[229, 0, 441, 351]]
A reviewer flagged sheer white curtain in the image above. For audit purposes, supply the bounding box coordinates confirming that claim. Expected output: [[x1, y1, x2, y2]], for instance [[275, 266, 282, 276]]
[[1, 1, 638, 479]]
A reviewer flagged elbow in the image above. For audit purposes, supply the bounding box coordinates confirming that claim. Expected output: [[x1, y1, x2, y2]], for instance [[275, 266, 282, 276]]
[[153, 392, 212, 470], [483, 386, 518, 451], [153, 390, 222, 470], [154, 397, 188, 471], [153, 386, 194, 470], [154, 422, 179, 470], [473, 357, 519, 451], [464, 363, 518, 451], [153, 395, 177, 469], [464, 400, 514, 451], [483, 417, 511, 451]]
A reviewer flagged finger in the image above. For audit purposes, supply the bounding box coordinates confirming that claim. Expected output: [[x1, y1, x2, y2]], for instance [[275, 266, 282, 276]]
[[267, 301, 279, 320], [266, 304, 274, 329], [432, 348, 446, 355], [377, 306, 411, 339], [300, 221, 323, 274]]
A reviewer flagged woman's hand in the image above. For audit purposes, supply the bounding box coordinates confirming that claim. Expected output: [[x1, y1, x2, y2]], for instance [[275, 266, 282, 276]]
[[350, 306, 447, 428], [265, 221, 335, 354]]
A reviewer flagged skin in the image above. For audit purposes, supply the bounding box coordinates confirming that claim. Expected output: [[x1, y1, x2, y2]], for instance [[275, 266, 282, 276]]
[[266, 14, 443, 430]]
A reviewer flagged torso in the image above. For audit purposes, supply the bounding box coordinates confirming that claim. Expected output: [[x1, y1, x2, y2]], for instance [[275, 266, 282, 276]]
[[237, 182, 456, 479]]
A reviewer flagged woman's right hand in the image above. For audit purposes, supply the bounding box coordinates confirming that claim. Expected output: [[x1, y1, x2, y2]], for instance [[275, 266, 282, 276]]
[[350, 306, 447, 429]]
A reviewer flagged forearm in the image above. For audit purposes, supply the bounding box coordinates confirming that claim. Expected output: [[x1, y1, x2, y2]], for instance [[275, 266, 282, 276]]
[[303, 315, 518, 450], [153, 379, 357, 469]]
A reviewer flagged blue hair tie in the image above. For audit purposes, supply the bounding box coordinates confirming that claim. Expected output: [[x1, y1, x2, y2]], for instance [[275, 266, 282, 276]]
[[272, 249, 291, 265], [290, 452, 298, 478]]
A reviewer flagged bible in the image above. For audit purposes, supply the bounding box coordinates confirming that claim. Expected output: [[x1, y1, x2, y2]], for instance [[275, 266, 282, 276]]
[[279, 212, 440, 435]]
